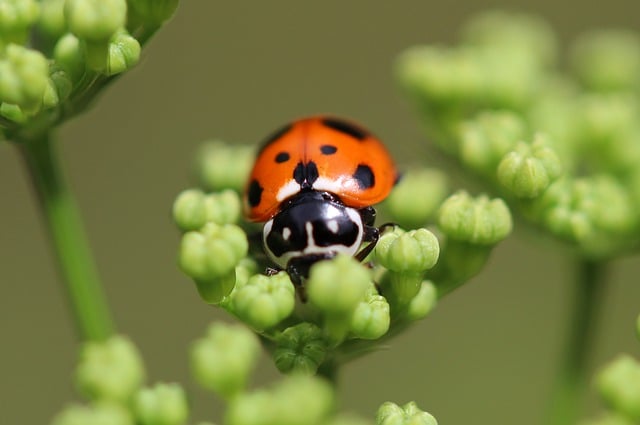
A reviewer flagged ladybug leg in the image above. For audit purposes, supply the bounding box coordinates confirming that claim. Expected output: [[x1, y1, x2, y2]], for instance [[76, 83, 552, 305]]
[[359, 206, 377, 227], [265, 267, 280, 276], [354, 225, 380, 262]]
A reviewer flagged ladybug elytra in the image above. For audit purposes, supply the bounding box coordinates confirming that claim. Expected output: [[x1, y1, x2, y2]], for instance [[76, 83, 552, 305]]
[[244, 116, 398, 285]]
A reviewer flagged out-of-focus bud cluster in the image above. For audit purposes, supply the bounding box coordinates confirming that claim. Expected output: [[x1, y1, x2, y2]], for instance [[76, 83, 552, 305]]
[[396, 10, 640, 259], [51, 335, 189, 425], [0, 0, 179, 142]]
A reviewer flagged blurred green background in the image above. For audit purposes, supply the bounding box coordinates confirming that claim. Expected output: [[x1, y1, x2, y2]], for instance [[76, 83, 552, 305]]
[[1, 1, 640, 424]]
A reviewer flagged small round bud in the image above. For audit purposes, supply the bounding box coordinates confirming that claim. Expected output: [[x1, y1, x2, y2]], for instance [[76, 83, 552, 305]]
[[458, 111, 528, 174], [174, 189, 243, 231], [383, 169, 448, 229], [230, 272, 295, 331], [375, 228, 440, 273], [0, 0, 40, 44], [405, 281, 437, 321], [0, 102, 26, 123], [376, 401, 437, 425], [274, 323, 327, 375], [127, 0, 178, 26], [597, 354, 640, 422], [497, 134, 563, 198], [53, 33, 85, 82], [190, 322, 261, 399], [350, 284, 390, 340], [64, 0, 126, 42], [75, 335, 145, 403], [438, 191, 512, 245], [51, 403, 133, 425], [106, 31, 141, 76], [307, 255, 371, 316], [0, 44, 49, 111], [571, 30, 640, 92], [178, 223, 248, 303], [133, 383, 189, 425], [196, 141, 255, 193]]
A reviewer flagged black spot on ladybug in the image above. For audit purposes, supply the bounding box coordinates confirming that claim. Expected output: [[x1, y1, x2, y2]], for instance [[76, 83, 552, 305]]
[[258, 123, 293, 153], [353, 164, 375, 189], [293, 161, 319, 187], [275, 152, 290, 163], [320, 145, 337, 155], [322, 117, 368, 141], [248, 180, 263, 207]]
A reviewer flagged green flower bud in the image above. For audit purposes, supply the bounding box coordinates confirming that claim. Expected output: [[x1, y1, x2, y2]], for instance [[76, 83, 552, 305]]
[[497, 133, 563, 198], [597, 354, 640, 422], [462, 10, 557, 67], [571, 30, 640, 92], [405, 280, 437, 321], [376, 401, 437, 425], [53, 33, 85, 82], [75, 335, 145, 403], [196, 141, 255, 193], [383, 168, 448, 229], [0, 0, 40, 44], [133, 383, 189, 425], [127, 0, 179, 26], [274, 323, 327, 375], [375, 228, 439, 305], [38, 0, 66, 38], [230, 272, 295, 331], [226, 375, 334, 425], [43, 66, 72, 109], [375, 228, 439, 273], [51, 403, 133, 425], [106, 31, 140, 76], [173, 189, 243, 231], [64, 0, 126, 42], [307, 255, 372, 343], [0, 44, 49, 111], [178, 223, 248, 303], [438, 191, 512, 245], [307, 255, 371, 316], [350, 283, 390, 340], [431, 240, 492, 297], [190, 322, 261, 399], [457, 111, 528, 175]]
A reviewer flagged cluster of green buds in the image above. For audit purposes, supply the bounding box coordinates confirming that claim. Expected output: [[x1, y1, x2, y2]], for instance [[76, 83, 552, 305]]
[[50, 335, 190, 425], [0, 0, 178, 142], [173, 138, 511, 380], [396, 10, 640, 258], [189, 321, 438, 425]]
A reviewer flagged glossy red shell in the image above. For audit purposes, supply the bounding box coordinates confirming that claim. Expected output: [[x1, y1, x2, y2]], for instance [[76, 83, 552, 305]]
[[244, 116, 398, 222]]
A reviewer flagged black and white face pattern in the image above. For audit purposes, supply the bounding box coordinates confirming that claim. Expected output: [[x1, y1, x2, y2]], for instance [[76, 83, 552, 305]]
[[262, 191, 364, 269]]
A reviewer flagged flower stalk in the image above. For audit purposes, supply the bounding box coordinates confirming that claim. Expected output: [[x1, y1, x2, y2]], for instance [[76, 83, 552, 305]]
[[19, 134, 114, 341]]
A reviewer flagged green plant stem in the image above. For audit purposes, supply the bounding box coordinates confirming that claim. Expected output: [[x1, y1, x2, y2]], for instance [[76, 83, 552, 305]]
[[548, 258, 606, 425], [19, 133, 114, 341]]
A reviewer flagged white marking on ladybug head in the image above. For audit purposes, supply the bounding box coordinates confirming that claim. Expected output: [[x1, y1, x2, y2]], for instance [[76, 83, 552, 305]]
[[282, 227, 291, 241], [327, 219, 339, 234]]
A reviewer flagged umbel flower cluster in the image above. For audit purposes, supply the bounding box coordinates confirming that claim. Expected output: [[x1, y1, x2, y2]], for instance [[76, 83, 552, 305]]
[[0, 0, 177, 141], [170, 132, 512, 422]]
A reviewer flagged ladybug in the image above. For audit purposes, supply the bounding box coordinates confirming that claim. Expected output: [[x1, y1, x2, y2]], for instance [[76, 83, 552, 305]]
[[244, 116, 398, 285]]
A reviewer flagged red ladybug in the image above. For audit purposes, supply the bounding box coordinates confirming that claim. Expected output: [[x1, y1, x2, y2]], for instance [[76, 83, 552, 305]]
[[244, 116, 398, 285]]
